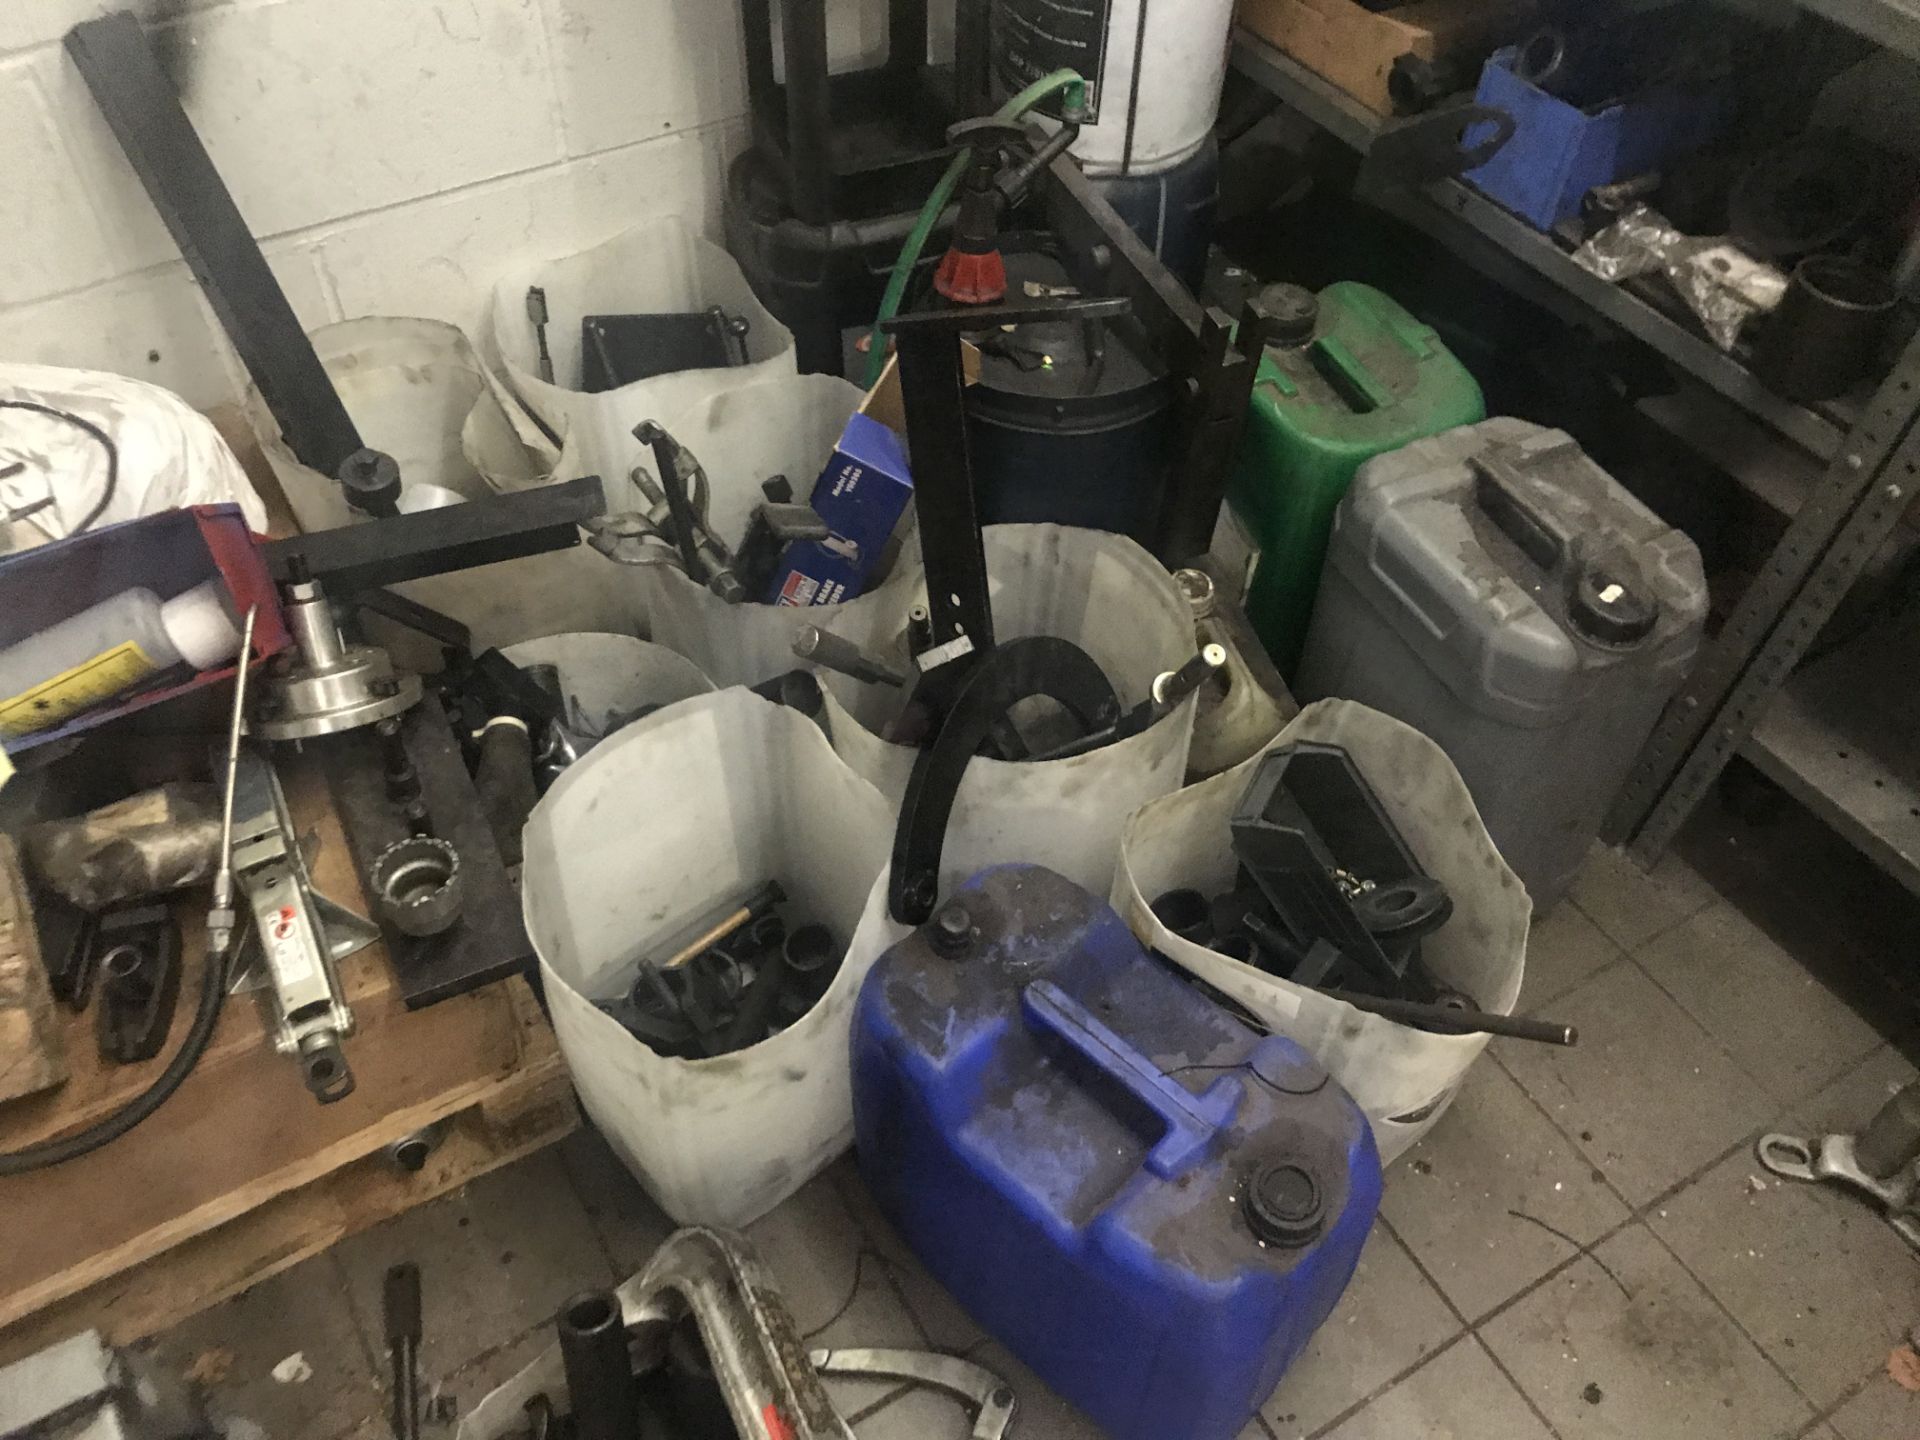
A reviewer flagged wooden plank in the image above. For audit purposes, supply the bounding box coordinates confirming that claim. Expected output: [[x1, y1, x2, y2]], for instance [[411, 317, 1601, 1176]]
[[0, 1076, 575, 1365]]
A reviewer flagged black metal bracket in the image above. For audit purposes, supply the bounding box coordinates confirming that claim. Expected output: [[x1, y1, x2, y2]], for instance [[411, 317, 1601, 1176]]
[[65, 12, 365, 480], [881, 298, 1130, 697], [1027, 149, 1269, 564], [261, 477, 606, 593], [889, 636, 1120, 923]]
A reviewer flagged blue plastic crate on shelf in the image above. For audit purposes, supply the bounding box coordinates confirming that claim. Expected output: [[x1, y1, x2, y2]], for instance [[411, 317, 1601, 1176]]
[[1464, 44, 1731, 232]]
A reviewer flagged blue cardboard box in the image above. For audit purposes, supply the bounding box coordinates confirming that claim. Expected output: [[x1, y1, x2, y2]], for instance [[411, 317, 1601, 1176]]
[[766, 410, 914, 607]]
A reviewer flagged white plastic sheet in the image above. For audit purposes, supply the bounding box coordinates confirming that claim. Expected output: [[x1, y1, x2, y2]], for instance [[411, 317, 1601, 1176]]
[[497, 633, 714, 735], [0, 363, 266, 550], [819, 524, 1198, 898], [522, 689, 903, 1227], [488, 220, 795, 503], [1113, 699, 1531, 1161], [243, 318, 646, 661]]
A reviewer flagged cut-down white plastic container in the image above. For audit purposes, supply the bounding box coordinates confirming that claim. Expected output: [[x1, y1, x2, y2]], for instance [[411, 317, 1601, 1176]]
[[816, 524, 1197, 900], [522, 688, 902, 1227], [488, 218, 795, 505], [1113, 698, 1531, 1161]]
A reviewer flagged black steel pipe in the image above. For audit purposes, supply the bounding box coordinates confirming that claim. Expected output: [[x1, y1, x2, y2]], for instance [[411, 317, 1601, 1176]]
[[556, 1290, 640, 1440]]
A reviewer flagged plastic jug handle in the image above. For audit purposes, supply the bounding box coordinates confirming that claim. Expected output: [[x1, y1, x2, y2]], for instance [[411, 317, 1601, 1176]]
[[1308, 335, 1395, 415], [1022, 979, 1244, 1180], [1470, 443, 1576, 575]]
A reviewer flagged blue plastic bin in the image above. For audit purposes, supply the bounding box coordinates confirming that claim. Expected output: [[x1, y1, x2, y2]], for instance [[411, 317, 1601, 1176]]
[[1464, 45, 1730, 232], [851, 864, 1382, 1440]]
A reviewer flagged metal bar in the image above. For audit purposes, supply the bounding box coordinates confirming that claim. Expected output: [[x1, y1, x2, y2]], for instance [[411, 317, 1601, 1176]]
[[741, 0, 777, 112], [952, 0, 992, 114], [1607, 331, 1920, 851], [1034, 146, 1207, 372], [65, 12, 364, 477], [883, 298, 1130, 656], [1030, 147, 1261, 562], [1152, 307, 1264, 565], [779, 0, 834, 225], [261, 477, 605, 593], [1623, 434, 1920, 864], [888, 0, 928, 78], [887, 328, 995, 658]]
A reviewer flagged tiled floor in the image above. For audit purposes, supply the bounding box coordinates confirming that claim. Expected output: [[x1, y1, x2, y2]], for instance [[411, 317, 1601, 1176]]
[[143, 793, 1920, 1439]]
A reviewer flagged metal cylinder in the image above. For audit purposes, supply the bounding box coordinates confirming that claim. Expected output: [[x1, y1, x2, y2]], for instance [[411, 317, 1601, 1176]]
[[285, 581, 347, 671], [1756, 256, 1898, 403], [1854, 1079, 1920, 1180], [556, 1290, 639, 1440]]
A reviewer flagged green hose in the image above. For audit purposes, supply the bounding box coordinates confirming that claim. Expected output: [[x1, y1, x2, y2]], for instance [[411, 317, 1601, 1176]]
[[862, 68, 1087, 388]]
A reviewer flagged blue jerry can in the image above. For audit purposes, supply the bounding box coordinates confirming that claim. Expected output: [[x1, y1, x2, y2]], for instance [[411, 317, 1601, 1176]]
[[851, 865, 1383, 1440]]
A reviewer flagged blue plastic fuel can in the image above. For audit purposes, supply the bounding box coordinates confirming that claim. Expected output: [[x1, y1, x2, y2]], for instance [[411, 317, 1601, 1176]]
[[851, 865, 1382, 1440]]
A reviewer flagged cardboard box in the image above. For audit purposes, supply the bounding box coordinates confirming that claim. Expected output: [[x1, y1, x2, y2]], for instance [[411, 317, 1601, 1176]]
[[1237, 0, 1532, 117], [766, 411, 913, 607], [764, 344, 981, 608]]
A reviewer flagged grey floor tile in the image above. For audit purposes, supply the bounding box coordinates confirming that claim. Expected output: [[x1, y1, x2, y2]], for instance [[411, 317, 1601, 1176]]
[[1497, 961, 1775, 1207], [746, 1170, 927, 1416], [1523, 902, 1626, 1015], [329, 1145, 611, 1389], [1828, 1366, 1920, 1440], [1382, 1060, 1629, 1321], [829, 1153, 986, 1353], [1649, 1134, 1920, 1410], [1318, 1336, 1554, 1440], [146, 1255, 382, 1440], [1636, 903, 1884, 1107], [1480, 1223, 1813, 1440], [1262, 1228, 1462, 1439], [1567, 843, 1722, 953], [558, 1123, 676, 1279], [1784, 1043, 1920, 1136]]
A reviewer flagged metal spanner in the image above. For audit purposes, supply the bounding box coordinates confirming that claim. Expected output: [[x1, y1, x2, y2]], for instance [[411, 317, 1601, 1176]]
[[1757, 1079, 1920, 1251], [809, 1348, 1017, 1440]]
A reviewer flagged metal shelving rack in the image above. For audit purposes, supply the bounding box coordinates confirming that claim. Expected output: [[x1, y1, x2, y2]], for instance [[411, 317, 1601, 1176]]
[[1231, 24, 1920, 897]]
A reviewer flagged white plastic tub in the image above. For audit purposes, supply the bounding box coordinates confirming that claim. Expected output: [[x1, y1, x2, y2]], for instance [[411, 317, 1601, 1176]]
[[522, 688, 899, 1227], [488, 219, 795, 501], [1113, 698, 1531, 1161], [819, 524, 1197, 899]]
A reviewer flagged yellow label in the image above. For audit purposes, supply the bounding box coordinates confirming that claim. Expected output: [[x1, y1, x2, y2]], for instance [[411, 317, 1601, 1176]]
[[0, 642, 158, 738]]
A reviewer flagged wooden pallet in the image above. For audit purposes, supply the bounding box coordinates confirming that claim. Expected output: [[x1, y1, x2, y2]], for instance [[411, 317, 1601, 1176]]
[[0, 759, 576, 1363]]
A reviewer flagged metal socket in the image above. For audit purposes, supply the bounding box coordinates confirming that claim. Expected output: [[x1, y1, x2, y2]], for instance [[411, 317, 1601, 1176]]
[[371, 836, 464, 938]]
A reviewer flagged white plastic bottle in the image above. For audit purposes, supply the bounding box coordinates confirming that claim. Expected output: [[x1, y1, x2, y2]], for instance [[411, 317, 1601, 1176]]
[[0, 580, 240, 737]]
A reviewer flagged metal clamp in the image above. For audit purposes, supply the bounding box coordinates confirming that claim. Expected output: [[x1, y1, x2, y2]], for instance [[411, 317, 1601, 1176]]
[[808, 1348, 1017, 1440], [1757, 1131, 1920, 1250]]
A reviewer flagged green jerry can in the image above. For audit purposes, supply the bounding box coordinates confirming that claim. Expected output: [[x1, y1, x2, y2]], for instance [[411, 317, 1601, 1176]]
[[1227, 282, 1484, 674]]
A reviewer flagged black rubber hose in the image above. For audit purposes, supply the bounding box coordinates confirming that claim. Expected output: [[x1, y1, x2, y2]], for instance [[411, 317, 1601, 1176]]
[[0, 399, 119, 534], [0, 942, 228, 1175]]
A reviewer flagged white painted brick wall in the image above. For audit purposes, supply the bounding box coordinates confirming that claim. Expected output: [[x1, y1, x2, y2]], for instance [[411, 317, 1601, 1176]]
[[0, 0, 894, 410]]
